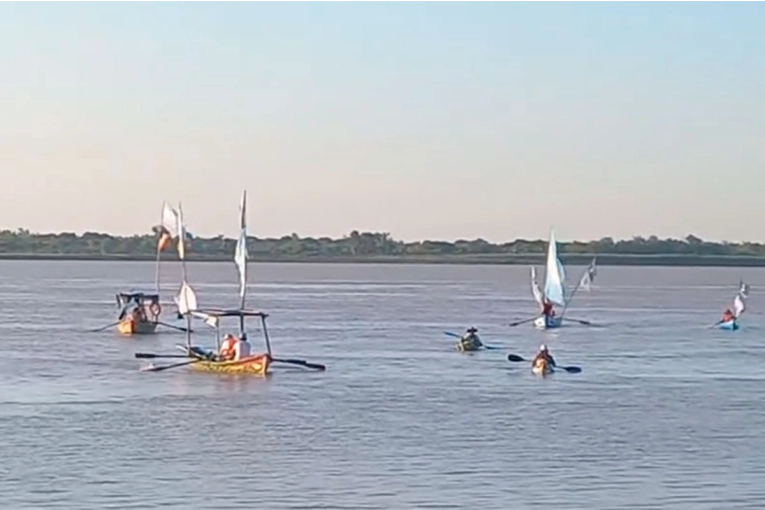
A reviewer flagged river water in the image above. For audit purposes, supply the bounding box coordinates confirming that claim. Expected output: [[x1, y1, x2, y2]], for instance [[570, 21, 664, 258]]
[[1, 260, 764, 509]]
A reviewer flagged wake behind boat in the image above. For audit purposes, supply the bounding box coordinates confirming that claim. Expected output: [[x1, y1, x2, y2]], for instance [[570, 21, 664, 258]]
[[528, 228, 597, 330]]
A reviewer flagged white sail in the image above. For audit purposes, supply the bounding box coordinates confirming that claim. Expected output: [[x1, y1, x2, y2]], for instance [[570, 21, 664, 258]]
[[191, 310, 218, 328], [739, 280, 750, 299], [162, 202, 179, 237], [543, 228, 567, 307], [234, 190, 248, 309], [176, 203, 187, 262], [734, 294, 746, 318], [579, 257, 597, 291], [530, 266, 543, 304], [175, 281, 198, 315]]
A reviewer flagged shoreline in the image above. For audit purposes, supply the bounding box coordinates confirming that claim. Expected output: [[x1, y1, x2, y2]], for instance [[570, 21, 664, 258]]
[[2, 252, 765, 267]]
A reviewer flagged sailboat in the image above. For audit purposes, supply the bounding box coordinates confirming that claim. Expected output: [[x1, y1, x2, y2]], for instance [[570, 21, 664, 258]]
[[530, 228, 597, 330], [716, 280, 749, 331], [178, 191, 325, 374], [114, 202, 180, 336]]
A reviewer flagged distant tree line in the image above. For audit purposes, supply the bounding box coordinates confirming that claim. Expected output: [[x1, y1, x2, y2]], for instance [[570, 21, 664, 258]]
[[1, 229, 764, 261]]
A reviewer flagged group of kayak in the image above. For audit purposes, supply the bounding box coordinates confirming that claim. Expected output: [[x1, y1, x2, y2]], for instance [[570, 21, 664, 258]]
[[454, 326, 561, 376]]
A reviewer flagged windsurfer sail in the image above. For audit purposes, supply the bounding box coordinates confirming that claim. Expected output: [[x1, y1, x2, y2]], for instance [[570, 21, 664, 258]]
[[234, 191, 248, 310]]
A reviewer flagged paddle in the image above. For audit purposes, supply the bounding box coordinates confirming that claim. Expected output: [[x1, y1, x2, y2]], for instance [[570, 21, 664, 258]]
[[158, 321, 194, 333], [442, 331, 503, 350], [567, 318, 593, 326], [271, 357, 326, 371], [506, 353, 582, 374], [87, 321, 120, 333], [509, 317, 538, 327], [135, 353, 189, 359], [140, 359, 201, 372]]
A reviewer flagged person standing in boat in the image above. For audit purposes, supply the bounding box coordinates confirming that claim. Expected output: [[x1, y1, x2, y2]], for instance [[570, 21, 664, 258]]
[[532, 344, 556, 367]]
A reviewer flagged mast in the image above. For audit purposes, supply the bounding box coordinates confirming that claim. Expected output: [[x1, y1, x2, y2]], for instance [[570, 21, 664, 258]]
[[175, 202, 196, 348]]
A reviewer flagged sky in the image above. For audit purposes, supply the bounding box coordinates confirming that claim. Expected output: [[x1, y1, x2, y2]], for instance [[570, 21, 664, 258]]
[[0, 2, 764, 243]]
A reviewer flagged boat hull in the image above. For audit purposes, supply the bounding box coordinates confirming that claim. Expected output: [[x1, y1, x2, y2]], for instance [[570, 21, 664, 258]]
[[118, 319, 158, 335], [189, 353, 271, 376], [532, 358, 554, 376], [718, 319, 739, 331], [534, 315, 563, 330]]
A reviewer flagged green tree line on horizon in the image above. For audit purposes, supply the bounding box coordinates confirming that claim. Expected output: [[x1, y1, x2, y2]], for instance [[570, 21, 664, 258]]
[[1, 229, 765, 258]]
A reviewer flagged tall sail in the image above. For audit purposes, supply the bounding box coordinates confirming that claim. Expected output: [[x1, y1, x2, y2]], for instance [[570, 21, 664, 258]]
[[234, 191, 248, 309], [173, 203, 197, 347], [579, 257, 598, 292], [530, 266, 543, 304], [155, 202, 179, 295], [543, 229, 567, 307]]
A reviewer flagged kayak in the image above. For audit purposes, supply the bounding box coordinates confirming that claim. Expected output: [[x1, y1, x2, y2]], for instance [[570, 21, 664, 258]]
[[718, 319, 739, 331], [532, 357, 554, 376], [533, 315, 563, 330], [456, 338, 483, 351]]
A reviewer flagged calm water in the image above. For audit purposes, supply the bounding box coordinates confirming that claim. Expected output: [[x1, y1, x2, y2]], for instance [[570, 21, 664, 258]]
[[1, 260, 764, 509]]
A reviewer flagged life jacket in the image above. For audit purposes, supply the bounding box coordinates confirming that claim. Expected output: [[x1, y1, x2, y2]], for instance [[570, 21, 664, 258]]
[[219, 337, 238, 360]]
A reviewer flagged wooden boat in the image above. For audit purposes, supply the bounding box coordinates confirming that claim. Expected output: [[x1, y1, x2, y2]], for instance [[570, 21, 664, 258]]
[[115, 292, 160, 336], [532, 357, 554, 376], [529, 228, 596, 330], [182, 309, 275, 376], [115, 203, 181, 335]]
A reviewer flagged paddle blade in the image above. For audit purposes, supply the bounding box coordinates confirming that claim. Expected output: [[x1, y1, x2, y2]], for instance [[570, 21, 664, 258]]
[[443, 331, 462, 339], [507, 354, 526, 362], [272, 357, 326, 371], [560, 366, 582, 374]]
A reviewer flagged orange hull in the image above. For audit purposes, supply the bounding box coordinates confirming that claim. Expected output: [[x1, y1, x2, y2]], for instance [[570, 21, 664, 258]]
[[189, 353, 271, 376], [117, 319, 158, 336]]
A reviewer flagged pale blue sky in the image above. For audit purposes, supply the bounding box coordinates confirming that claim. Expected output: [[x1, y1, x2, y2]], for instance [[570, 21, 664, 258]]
[[0, 2, 763, 242]]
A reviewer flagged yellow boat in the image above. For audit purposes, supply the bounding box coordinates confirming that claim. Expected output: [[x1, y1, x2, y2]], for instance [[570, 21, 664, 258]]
[[532, 357, 554, 376], [115, 292, 161, 336], [189, 352, 271, 375]]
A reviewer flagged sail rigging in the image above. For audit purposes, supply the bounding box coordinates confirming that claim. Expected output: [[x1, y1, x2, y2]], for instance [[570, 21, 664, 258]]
[[733, 280, 749, 318], [234, 191, 248, 310]]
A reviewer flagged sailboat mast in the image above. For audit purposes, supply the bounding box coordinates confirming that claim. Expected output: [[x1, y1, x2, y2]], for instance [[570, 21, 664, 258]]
[[154, 203, 163, 296]]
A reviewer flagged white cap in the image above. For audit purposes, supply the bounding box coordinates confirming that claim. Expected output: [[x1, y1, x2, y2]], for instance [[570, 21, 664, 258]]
[[540, 344, 547, 351]]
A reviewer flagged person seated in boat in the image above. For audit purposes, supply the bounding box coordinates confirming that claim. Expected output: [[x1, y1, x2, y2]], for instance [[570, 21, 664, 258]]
[[126, 305, 144, 324], [218, 333, 238, 361], [233, 332, 251, 360], [541, 299, 555, 318], [532, 344, 556, 367], [721, 308, 735, 323], [459, 327, 483, 350]]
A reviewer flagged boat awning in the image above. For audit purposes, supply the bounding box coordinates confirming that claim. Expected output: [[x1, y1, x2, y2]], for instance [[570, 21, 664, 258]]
[[118, 292, 160, 300], [193, 308, 269, 318]]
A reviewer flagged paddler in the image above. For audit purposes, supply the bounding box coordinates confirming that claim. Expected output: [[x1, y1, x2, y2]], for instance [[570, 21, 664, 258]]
[[721, 308, 735, 323], [531, 344, 556, 367], [459, 327, 483, 351]]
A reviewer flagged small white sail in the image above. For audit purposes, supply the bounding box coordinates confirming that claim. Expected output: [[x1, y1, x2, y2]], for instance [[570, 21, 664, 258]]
[[579, 257, 597, 291], [176, 203, 187, 262], [234, 191, 248, 309], [734, 294, 746, 318], [739, 280, 750, 299], [162, 202, 179, 237], [175, 281, 198, 315], [543, 229, 567, 307], [530, 266, 543, 304]]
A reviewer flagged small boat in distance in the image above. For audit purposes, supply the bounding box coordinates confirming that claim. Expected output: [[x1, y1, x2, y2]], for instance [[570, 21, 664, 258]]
[[114, 202, 180, 336], [715, 280, 749, 331], [116, 292, 161, 335], [530, 228, 597, 330]]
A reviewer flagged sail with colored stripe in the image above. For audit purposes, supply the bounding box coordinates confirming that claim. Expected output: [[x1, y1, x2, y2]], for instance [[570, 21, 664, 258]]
[[543, 229, 567, 307], [234, 191, 248, 309]]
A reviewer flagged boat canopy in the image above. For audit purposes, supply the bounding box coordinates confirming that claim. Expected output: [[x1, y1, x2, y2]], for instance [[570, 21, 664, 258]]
[[117, 292, 160, 306], [194, 308, 269, 318]]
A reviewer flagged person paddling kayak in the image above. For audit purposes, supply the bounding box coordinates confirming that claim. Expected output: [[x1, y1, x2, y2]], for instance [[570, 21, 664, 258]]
[[457, 327, 483, 351], [531, 344, 556, 367]]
